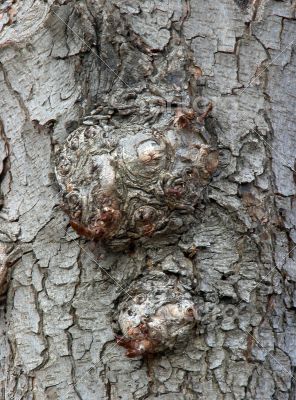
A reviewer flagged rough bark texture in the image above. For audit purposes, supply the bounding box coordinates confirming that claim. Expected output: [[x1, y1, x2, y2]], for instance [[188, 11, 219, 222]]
[[0, 0, 296, 399]]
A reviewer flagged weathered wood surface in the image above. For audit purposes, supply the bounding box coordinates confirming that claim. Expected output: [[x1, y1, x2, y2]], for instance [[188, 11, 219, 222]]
[[0, 1, 295, 399]]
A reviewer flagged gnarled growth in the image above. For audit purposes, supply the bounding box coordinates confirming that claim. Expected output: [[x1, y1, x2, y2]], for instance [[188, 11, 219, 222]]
[[115, 272, 198, 357], [55, 122, 218, 247]]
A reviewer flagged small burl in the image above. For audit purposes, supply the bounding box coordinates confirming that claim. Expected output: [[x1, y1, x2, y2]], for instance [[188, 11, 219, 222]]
[[115, 272, 198, 357]]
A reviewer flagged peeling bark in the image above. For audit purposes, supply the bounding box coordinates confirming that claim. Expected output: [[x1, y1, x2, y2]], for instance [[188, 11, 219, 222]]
[[0, 0, 296, 399]]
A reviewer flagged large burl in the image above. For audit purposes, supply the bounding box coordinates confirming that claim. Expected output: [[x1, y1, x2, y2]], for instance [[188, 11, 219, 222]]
[[115, 272, 198, 357], [55, 118, 218, 247]]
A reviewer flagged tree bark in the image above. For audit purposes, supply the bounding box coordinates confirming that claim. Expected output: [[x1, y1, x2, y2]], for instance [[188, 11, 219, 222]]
[[0, 0, 296, 399]]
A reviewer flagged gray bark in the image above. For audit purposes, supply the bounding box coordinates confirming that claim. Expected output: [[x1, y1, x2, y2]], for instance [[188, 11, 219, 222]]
[[0, 0, 296, 399]]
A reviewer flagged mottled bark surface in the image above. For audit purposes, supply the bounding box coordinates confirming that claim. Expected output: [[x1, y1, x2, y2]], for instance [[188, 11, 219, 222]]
[[0, 1, 296, 399]]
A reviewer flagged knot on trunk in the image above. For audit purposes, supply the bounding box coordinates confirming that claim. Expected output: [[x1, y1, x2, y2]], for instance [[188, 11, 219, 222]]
[[55, 120, 218, 247], [115, 272, 198, 357]]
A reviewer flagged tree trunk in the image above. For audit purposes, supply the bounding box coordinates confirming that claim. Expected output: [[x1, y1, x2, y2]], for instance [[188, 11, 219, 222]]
[[0, 1, 295, 399]]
